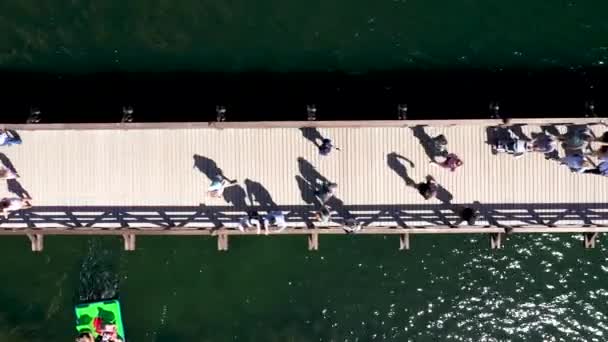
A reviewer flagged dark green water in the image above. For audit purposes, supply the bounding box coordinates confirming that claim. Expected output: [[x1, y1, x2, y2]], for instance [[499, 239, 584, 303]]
[[2, 235, 608, 341], [1, 0, 608, 72], [2, 1, 608, 340]]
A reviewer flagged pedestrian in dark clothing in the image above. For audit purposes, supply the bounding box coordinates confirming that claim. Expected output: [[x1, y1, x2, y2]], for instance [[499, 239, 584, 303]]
[[417, 175, 438, 200], [319, 139, 341, 156], [453, 207, 479, 226]]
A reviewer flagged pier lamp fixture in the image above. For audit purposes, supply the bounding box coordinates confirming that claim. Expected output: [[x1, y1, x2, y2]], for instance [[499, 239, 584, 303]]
[[307, 104, 317, 121], [26, 107, 41, 124], [489, 101, 500, 119], [584, 101, 595, 117], [216, 105, 226, 122], [121, 106, 134, 123], [397, 104, 408, 120]]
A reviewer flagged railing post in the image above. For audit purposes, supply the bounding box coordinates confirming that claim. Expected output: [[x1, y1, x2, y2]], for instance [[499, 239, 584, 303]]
[[308, 232, 319, 251], [122, 234, 136, 251], [217, 233, 229, 251], [27, 234, 43, 252], [490, 233, 503, 249], [584, 232, 598, 249], [399, 233, 410, 250]]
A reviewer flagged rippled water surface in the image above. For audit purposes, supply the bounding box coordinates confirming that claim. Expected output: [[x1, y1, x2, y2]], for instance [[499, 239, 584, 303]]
[[1, 234, 608, 341], [1, 0, 608, 340], [0, 0, 607, 72]]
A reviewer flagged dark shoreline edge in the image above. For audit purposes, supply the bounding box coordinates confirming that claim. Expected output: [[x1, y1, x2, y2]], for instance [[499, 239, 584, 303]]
[[0, 67, 606, 123]]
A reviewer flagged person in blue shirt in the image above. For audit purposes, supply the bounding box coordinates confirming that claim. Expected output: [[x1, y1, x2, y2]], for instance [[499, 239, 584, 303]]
[[262, 211, 287, 235], [0, 129, 21, 147]]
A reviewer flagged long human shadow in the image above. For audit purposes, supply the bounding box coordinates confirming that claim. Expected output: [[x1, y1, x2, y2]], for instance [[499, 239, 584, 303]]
[[295, 157, 350, 221], [0, 153, 30, 198], [0, 153, 18, 174], [387, 153, 453, 203], [223, 184, 248, 209], [386, 152, 416, 187], [7, 179, 31, 199], [434, 183, 453, 204], [299, 127, 324, 148], [297, 157, 329, 188], [192, 155, 234, 182], [244, 179, 277, 209], [411, 125, 447, 162]]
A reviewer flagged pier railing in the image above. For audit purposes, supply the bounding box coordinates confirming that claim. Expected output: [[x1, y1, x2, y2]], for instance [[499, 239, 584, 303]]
[[1, 203, 606, 252]]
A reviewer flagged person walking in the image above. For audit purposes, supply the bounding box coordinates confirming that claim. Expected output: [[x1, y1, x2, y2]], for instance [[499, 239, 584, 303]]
[[430, 153, 463, 171], [319, 139, 341, 156], [560, 153, 595, 173], [417, 175, 438, 200]]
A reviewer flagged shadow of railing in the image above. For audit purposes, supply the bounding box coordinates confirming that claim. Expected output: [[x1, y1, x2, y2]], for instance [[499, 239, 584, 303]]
[[2, 203, 607, 230]]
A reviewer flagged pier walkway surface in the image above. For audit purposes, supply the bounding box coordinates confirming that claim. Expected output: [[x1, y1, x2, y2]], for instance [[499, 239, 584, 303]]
[[0, 119, 607, 251]]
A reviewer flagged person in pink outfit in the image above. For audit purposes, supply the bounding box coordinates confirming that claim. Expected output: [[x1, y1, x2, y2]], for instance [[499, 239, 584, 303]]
[[430, 153, 463, 172]]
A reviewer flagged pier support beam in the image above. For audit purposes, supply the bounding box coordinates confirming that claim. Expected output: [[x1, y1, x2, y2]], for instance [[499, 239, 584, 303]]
[[26, 234, 43, 252], [584, 232, 598, 249], [308, 232, 319, 251], [122, 234, 136, 251], [399, 233, 410, 250], [490, 233, 503, 249], [217, 233, 229, 251]]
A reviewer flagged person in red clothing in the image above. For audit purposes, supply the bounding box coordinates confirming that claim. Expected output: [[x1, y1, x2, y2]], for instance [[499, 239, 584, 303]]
[[430, 153, 463, 172], [92, 317, 123, 342]]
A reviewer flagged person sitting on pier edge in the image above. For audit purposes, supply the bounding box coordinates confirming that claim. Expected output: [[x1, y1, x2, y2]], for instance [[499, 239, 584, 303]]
[[581, 155, 608, 176], [0, 129, 22, 147], [315, 182, 338, 203], [453, 207, 479, 226], [319, 138, 341, 156], [491, 128, 532, 159], [430, 153, 463, 171], [238, 211, 261, 233], [560, 153, 596, 173], [531, 134, 558, 155], [342, 218, 362, 233], [560, 126, 594, 153], [418, 175, 438, 200], [315, 205, 332, 223], [262, 211, 287, 235], [207, 175, 237, 198], [1, 197, 32, 219]]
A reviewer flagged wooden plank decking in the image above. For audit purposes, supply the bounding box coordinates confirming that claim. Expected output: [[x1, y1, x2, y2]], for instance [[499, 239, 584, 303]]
[[0, 119, 606, 251]]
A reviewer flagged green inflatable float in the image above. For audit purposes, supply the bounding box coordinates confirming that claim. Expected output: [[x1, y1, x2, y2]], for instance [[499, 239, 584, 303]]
[[75, 299, 126, 341]]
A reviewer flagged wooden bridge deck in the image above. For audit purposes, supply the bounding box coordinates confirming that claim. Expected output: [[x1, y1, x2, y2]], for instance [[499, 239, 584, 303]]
[[0, 118, 607, 251]]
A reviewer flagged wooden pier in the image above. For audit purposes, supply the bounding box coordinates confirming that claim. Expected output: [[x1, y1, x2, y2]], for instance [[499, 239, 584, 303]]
[[0, 118, 606, 252]]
